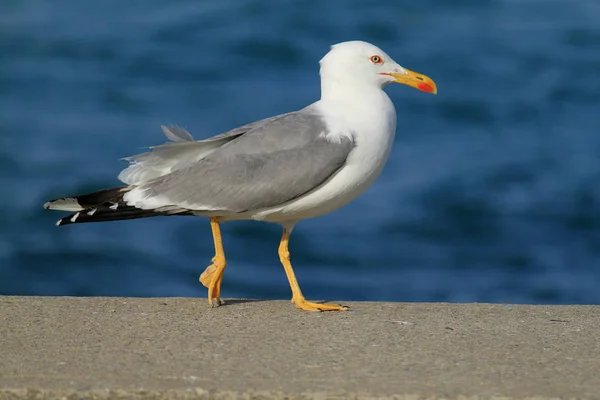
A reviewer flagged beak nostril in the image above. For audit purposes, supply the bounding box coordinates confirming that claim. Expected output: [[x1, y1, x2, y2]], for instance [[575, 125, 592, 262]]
[[416, 76, 424, 81]]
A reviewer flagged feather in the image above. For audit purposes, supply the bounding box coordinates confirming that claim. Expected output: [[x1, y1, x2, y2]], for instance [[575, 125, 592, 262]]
[[161, 125, 194, 142]]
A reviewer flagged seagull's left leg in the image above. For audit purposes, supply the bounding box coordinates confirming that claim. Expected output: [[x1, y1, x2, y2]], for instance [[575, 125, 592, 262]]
[[199, 217, 226, 307]]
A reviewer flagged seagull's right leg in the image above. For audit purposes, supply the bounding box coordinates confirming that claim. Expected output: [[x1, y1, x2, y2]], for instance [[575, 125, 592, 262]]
[[199, 217, 226, 307], [278, 225, 348, 312]]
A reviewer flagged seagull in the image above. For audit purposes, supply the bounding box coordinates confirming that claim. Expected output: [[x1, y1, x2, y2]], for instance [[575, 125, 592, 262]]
[[44, 41, 437, 312]]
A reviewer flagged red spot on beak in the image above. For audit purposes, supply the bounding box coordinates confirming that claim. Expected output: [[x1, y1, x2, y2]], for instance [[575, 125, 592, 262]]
[[418, 83, 435, 93]]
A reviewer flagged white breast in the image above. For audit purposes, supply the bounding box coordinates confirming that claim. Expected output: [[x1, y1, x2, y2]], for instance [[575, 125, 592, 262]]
[[249, 89, 397, 223]]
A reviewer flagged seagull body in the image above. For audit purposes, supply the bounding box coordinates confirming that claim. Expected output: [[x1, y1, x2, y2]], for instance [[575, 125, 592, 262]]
[[44, 41, 437, 311]]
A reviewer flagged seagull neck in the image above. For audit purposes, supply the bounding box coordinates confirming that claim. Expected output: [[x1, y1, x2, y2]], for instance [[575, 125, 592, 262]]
[[319, 80, 392, 118], [320, 80, 386, 106]]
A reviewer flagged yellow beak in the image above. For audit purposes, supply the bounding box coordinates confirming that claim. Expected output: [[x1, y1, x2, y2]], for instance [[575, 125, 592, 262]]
[[381, 68, 437, 94]]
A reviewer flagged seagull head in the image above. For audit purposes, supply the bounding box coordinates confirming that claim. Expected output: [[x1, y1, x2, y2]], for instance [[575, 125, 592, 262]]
[[319, 41, 437, 94]]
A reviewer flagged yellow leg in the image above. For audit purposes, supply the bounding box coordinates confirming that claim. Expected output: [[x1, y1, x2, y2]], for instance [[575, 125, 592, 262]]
[[278, 227, 348, 312], [199, 217, 226, 307]]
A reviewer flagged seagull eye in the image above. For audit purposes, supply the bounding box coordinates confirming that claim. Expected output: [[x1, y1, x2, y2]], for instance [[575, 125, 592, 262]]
[[370, 55, 383, 64]]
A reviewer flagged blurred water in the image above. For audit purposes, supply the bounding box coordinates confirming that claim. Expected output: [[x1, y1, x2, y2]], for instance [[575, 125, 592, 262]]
[[1, 0, 599, 304]]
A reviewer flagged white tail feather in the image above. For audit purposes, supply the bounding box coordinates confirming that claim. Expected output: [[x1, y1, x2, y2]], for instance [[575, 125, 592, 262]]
[[43, 198, 84, 212]]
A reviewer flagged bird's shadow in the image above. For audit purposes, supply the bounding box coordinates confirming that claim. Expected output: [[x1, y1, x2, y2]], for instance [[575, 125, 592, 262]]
[[220, 298, 267, 306], [219, 298, 349, 310]]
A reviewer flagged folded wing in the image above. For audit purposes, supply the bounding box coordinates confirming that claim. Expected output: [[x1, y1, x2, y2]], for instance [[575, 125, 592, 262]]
[[118, 114, 292, 185], [124, 109, 355, 213]]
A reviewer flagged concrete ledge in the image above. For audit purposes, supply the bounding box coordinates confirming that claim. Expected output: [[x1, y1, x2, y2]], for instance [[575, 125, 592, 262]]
[[1, 297, 599, 399]]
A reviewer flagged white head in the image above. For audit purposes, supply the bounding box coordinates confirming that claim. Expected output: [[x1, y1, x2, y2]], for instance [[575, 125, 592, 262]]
[[319, 41, 437, 94]]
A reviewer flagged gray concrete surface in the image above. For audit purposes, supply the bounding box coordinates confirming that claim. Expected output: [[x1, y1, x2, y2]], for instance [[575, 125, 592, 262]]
[[0, 296, 599, 400]]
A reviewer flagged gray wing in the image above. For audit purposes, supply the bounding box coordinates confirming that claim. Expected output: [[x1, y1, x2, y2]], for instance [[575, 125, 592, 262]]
[[137, 109, 355, 212], [118, 113, 294, 185]]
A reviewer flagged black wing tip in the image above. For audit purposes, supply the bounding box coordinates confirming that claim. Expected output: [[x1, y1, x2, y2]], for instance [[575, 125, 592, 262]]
[[55, 212, 80, 226], [55, 218, 67, 226]]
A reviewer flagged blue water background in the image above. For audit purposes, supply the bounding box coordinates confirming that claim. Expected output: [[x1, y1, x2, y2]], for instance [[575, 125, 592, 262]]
[[1, 0, 599, 304]]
